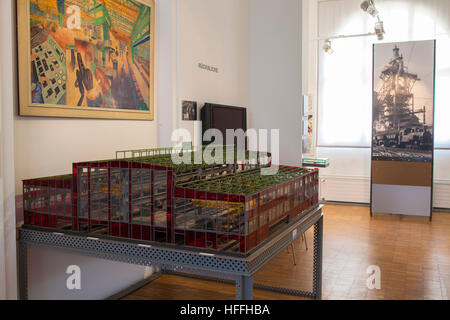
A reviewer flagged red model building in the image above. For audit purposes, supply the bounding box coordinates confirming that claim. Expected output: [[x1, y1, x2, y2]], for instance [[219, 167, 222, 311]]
[[23, 149, 318, 255]]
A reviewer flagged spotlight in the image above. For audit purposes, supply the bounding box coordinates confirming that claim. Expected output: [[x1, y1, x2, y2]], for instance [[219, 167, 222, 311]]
[[323, 39, 334, 55], [374, 21, 385, 40], [360, 0, 378, 18]]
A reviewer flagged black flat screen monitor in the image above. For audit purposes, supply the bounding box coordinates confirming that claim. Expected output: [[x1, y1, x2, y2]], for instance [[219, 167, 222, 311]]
[[201, 103, 247, 147]]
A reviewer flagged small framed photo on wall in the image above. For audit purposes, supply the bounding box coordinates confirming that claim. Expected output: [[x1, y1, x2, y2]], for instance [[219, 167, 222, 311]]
[[182, 101, 197, 121]]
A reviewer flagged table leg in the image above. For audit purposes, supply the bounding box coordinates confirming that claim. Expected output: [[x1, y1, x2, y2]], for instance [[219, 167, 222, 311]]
[[313, 216, 323, 300], [291, 243, 297, 265], [18, 241, 28, 300], [236, 275, 253, 300]]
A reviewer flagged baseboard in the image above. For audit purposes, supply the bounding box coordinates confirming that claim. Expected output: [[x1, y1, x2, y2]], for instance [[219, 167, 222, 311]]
[[320, 200, 369, 207], [105, 272, 163, 300], [319, 175, 370, 204], [320, 175, 450, 210], [320, 200, 449, 213]]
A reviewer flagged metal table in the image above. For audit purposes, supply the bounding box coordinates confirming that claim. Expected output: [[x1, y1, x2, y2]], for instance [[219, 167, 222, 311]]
[[18, 206, 323, 300]]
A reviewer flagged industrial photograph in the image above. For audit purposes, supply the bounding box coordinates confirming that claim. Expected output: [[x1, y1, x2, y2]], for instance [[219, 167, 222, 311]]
[[372, 41, 435, 162]]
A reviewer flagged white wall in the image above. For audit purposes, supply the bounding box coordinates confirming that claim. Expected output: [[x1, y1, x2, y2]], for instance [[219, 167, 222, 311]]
[[0, 0, 18, 300], [6, 0, 254, 300], [14, 119, 158, 193], [249, 0, 303, 166], [177, 0, 250, 143], [2, 0, 304, 299], [8, 0, 173, 300], [28, 248, 153, 300], [158, 0, 177, 147]]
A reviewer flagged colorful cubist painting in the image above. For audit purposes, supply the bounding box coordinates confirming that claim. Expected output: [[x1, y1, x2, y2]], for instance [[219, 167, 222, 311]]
[[23, 0, 154, 119]]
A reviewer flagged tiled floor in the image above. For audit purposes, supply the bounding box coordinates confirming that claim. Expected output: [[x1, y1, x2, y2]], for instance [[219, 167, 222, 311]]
[[123, 205, 450, 300]]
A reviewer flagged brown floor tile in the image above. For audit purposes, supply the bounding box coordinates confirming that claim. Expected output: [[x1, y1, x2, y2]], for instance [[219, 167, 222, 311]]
[[123, 205, 450, 300]]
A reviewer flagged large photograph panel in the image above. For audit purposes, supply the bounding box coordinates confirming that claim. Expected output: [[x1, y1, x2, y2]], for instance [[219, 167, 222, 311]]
[[372, 40, 435, 162]]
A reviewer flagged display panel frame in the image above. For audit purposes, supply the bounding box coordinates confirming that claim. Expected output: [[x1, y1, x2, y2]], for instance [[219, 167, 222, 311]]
[[370, 40, 436, 220]]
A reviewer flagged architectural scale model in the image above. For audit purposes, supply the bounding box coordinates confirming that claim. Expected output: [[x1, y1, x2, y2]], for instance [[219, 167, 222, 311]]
[[23, 147, 319, 255]]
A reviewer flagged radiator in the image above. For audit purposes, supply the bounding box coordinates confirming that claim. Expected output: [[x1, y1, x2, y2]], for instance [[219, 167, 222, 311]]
[[319, 175, 450, 209]]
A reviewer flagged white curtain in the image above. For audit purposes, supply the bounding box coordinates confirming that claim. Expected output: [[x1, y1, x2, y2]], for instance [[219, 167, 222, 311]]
[[318, 0, 450, 148], [0, 0, 17, 300]]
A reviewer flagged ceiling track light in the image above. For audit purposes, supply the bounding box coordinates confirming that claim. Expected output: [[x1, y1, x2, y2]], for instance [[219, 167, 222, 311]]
[[319, 1, 385, 54], [361, 0, 385, 41], [360, 0, 378, 18], [323, 39, 334, 55], [374, 21, 385, 40]]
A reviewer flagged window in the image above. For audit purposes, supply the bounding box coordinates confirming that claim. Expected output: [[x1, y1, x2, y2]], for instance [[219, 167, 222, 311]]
[[318, 0, 450, 148]]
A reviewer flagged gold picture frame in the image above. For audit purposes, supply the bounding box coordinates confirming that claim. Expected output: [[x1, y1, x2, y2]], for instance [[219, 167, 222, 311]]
[[17, 0, 155, 120]]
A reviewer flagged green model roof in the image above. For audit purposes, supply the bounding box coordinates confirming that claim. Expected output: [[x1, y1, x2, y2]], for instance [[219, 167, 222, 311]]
[[114, 147, 271, 174], [176, 167, 314, 196]]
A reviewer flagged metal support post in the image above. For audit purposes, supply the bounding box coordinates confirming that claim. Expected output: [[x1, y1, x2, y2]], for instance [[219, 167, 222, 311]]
[[312, 216, 323, 300], [291, 243, 297, 265], [18, 240, 28, 300], [236, 275, 253, 300]]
